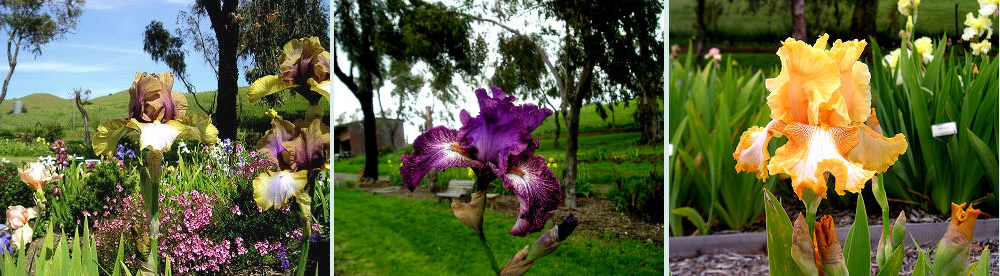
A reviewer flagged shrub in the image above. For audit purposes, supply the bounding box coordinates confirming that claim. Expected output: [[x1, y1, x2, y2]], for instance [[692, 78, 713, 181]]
[[0, 162, 34, 209], [608, 172, 663, 223]]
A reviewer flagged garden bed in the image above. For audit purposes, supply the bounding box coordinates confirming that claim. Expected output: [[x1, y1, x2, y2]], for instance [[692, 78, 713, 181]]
[[669, 239, 998, 275]]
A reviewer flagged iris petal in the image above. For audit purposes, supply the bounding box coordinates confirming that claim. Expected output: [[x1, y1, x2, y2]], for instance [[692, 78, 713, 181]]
[[765, 38, 844, 126], [767, 122, 875, 198], [257, 116, 299, 170], [282, 119, 330, 172], [458, 86, 552, 175], [400, 126, 483, 191], [734, 120, 779, 179], [253, 170, 309, 210], [848, 113, 908, 172], [498, 155, 561, 236], [129, 119, 186, 152]]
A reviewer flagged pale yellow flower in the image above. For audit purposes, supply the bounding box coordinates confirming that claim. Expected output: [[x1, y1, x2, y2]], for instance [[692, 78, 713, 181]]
[[971, 40, 992, 56], [914, 37, 934, 63]]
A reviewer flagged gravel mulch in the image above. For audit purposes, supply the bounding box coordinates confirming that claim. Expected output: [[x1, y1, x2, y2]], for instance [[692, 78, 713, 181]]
[[669, 239, 999, 275]]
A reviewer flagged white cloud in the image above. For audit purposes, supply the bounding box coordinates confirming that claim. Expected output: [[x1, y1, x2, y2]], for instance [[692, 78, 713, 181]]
[[5, 62, 110, 73], [49, 43, 144, 55]]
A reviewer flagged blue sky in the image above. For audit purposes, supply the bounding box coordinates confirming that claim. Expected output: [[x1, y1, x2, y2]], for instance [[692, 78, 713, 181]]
[[3, 0, 243, 100]]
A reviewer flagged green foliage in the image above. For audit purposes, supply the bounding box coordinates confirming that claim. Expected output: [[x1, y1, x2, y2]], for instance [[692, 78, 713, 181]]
[[0, 162, 34, 209], [762, 189, 801, 276], [47, 162, 132, 233], [1, 219, 105, 276], [843, 195, 870, 275], [608, 173, 663, 223], [668, 55, 775, 235], [0, 137, 49, 157], [333, 188, 663, 275], [869, 39, 999, 214]]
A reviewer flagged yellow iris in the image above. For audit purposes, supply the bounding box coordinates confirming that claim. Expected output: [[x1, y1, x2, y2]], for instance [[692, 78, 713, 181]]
[[734, 34, 908, 199]]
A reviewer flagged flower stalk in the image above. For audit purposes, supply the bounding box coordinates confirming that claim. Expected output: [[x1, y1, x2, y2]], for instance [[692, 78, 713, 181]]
[[141, 151, 164, 275]]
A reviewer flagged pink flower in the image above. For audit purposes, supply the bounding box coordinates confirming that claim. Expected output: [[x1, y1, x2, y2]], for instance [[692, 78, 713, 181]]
[[704, 47, 722, 61]]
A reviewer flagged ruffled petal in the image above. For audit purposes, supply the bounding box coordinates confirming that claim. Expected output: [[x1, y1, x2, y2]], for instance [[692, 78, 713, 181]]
[[767, 122, 875, 198], [129, 119, 186, 152], [400, 126, 483, 191], [848, 115, 908, 172], [282, 119, 330, 172], [827, 39, 872, 124], [10, 223, 31, 250], [253, 170, 308, 210], [458, 86, 551, 173], [499, 155, 561, 236], [93, 119, 135, 158], [257, 113, 298, 170], [176, 113, 219, 145], [733, 120, 779, 179], [247, 75, 298, 103], [766, 38, 843, 126]]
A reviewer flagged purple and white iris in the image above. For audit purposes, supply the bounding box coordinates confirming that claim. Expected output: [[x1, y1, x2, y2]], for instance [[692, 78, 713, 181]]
[[401, 86, 561, 237]]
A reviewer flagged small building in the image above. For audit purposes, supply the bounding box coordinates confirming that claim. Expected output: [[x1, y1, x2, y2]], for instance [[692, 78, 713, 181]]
[[12, 101, 23, 114], [334, 118, 406, 157]]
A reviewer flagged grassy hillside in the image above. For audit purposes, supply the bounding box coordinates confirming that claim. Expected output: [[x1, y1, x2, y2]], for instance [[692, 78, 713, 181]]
[[530, 99, 660, 137], [0, 87, 328, 139]]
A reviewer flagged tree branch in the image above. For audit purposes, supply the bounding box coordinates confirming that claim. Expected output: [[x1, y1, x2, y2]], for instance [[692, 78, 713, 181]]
[[461, 13, 563, 93], [334, 48, 359, 93]]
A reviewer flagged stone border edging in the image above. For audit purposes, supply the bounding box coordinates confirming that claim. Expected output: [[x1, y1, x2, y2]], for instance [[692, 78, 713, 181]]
[[668, 219, 998, 258]]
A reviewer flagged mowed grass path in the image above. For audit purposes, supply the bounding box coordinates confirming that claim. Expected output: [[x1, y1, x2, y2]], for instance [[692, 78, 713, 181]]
[[333, 188, 664, 275]]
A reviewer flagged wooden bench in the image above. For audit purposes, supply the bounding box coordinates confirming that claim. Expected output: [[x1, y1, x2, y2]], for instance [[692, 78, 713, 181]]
[[486, 193, 500, 210], [436, 180, 475, 202]]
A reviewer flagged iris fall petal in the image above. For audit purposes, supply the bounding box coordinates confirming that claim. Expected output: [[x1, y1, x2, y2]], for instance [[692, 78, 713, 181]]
[[499, 155, 561, 236], [767, 122, 875, 198], [253, 170, 309, 210], [400, 126, 484, 191]]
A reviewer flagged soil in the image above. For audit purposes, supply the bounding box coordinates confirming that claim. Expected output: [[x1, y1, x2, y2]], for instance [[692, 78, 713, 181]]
[[707, 202, 953, 235], [355, 184, 664, 245], [669, 239, 999, 275]]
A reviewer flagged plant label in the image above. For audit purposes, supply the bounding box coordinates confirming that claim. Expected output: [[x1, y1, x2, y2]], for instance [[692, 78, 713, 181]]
[[931, 122, 957, 137], [667, 143, 674, 157]]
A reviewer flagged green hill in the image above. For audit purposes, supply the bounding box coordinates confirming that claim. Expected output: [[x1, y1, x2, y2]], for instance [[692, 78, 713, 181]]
[[0, 87, 329, 140]]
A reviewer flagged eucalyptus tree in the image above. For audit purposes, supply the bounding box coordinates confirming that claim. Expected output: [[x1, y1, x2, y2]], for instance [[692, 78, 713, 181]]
[[0, 0, 84, 107], [468, 0, 663, 208], [334, 0, 486, 181]]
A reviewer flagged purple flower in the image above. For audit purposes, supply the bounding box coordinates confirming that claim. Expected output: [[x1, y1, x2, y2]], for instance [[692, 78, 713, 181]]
[[278, 246, 290, 268], [0, 224, 10, 256], [400, 86, 561, 236]]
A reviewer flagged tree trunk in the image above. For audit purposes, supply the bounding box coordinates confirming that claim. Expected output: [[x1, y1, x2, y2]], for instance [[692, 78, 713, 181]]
[[424, 106, 440, 192], [206, 0, 240, 140], [75, 92, 91, 148], [791, 0, 808, 41], [563, 90, 584, 209], [638, 87, 662, 144], [0, 34, 21, 109], [358, 90, 379, 180], [695, 0, 707, 57], [850, 0, 877, 60], [552, 110, 560, 148]]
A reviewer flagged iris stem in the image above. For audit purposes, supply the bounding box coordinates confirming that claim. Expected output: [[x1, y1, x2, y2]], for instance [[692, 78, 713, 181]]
[[474, 180, 500, 275], [142, 151, 163, 275], [801, 188, 822, 237]]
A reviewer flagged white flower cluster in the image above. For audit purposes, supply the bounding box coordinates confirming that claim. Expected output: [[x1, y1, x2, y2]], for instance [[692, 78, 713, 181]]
[[963, 0, 997, 56]]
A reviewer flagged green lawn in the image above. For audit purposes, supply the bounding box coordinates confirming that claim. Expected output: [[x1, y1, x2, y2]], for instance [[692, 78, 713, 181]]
[[333, 132, 663, 196], [333, 188, 663, 275]]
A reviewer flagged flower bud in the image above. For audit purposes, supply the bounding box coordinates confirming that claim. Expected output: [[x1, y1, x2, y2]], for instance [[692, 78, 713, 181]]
[[890, 211, 907, 247], [791, 213, 819, 275], [500, 245, 533, 276], [876, 232, 889, 267], [451, 190, 485, 233], [526, 214, 578, 260], [906, 16, 915, 32], [932, 203, 980, 276], [815, 215, 849, 275]]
